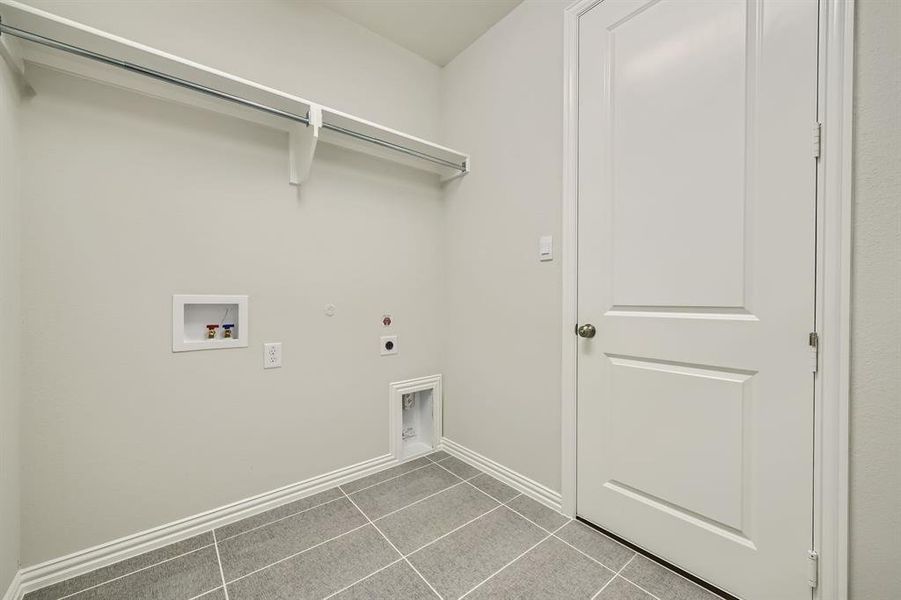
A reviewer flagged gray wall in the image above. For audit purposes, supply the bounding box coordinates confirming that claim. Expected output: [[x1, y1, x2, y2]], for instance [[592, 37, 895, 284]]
[[19, 0, 444, 566], [0, 48, 24, 594], [849, 0, 901, 597], [441, 0, 566, 493], [443, 1, 901, 597]]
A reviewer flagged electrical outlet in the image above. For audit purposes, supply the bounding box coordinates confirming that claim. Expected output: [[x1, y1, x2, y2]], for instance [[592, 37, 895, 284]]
[[380, 335, 398, 356], [263, 342, 282, 369]]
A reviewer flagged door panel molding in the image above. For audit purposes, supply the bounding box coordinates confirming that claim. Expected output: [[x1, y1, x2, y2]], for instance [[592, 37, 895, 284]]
[[602, 480, 757, 550], [560, 0, 854, 598]]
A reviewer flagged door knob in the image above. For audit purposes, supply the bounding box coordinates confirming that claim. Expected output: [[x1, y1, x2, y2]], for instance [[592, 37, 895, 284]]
[[577, 324, 596, 338]]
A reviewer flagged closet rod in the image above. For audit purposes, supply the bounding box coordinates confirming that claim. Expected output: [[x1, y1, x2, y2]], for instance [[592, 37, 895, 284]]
[[0, 21, 469, 174], [0, 22, 311, 125], [321, 122, 466, 171]]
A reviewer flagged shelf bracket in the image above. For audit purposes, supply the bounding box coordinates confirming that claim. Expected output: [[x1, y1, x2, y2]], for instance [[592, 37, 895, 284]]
[[288, 104, 321, 186], [440, 157, 470, 184], [0, 20, 34, 95]]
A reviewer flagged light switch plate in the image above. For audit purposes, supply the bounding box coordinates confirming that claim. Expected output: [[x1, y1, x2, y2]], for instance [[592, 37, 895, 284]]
[[539, 235, 553, 261]]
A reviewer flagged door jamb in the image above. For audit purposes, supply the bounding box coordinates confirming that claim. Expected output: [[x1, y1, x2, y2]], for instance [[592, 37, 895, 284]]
[[559, 1, 854, 598]]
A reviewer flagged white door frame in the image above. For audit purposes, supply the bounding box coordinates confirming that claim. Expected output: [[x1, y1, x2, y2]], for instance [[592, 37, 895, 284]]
[[559, 1, 854, 598]]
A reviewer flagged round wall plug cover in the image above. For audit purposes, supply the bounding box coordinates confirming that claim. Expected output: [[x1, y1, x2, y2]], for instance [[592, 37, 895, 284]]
[[324, 304, 336, 317]]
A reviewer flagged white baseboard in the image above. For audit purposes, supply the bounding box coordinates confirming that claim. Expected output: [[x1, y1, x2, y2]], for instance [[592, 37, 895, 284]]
[[12, 440, 553, 599], [17, 453, 397, 598], [440, 437, 562, 512], [1, 572, 22, 600]]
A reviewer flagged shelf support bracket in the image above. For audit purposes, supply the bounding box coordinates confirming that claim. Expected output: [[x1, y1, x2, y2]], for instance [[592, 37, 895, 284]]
[[440, 157, 470, 184], [288, 104, 321, 186], [0, 20, 34, 96]]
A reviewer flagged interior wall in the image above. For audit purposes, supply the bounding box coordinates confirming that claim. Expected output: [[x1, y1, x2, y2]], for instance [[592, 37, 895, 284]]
[[849, 0, 901, 597], [17, 1, 444, 566], [441, 7, 900, 599], [441, 0, 566, 493], [0, 49, 24, 593]]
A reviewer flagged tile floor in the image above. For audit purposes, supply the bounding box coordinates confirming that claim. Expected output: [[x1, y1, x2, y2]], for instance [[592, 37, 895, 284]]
[[25, 452, 725, 600]]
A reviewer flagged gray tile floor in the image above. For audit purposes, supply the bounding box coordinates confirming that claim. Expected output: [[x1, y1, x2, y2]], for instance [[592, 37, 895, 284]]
[[25, 452, 725, 600]]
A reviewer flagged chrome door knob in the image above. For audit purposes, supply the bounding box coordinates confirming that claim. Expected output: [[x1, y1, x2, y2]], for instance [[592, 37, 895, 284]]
[[577, 324, 597, 338]]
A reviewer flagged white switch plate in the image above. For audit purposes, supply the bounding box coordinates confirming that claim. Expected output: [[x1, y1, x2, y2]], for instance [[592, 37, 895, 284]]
[[539, 235, 553, 261], [263, 342, 282, 369], [380, 335, 398, 356]]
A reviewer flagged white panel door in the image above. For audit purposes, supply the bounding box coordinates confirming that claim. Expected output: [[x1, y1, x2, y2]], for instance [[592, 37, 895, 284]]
[[576, 1, 818, 598]]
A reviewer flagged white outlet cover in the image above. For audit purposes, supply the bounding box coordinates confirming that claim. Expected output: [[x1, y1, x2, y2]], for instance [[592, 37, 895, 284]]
[[264, 342, 282, 369], [380, 335, 398, 356]]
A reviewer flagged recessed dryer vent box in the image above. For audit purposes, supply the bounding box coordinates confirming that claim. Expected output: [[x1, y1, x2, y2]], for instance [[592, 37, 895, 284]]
[[172, 295, 248, 352], [390, 375, 442, 461]]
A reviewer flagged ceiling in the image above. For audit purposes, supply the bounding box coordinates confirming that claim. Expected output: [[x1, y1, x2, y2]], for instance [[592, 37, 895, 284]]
[[318, 0, 523, 66]]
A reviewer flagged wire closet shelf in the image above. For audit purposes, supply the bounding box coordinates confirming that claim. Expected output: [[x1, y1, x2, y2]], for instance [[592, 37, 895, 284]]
[[0, 18, 469, 175]]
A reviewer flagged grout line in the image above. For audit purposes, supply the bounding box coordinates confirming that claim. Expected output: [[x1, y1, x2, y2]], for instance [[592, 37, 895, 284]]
[[590, 554, 636, 600], [341, 488, 445, 600], [435, 465, 521, 509], [457, 532, 554, 599], [53, 543, 217, 600], [452, 464, 537, 506], [208, 466, 490, 597], [343, 460, 437, 496], [40, 462, 714, 600], [544, 524, 691, 600], [211, 530, 230, 600], [468, 480, 523, 505], [465, 474, 523, 506], [49, 464, 451, 598], [457, 519, 594, 600], [551, 520, 572, 534], [430, 457, 484, 483], [224, 522, 371, 585], [466, 499, 628, 583], [187, 587, 226, 600], [616, 578, 665, 600], [424, 452, 453, 464], [551, 532, 625, 573], [499, 499, 565, 535], [215, 493, 347, 543], [547, 530, 673, 600], [575, 522, 727, 599], [320, 558, 405, 600], [463, 477, 565, 537], [398, 551, 443, 598], [468, 478, 522, 506], [217, 475, 571, 600], [545, 522, 674, 599], [372, 481, 467, 523], [403, 503, 506, 557], [318, 466, 505, 599]]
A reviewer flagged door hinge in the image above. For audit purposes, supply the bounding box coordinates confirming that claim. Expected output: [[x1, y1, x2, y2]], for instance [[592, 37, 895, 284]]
[[809, 332, 819, 373], [813, 122, 822, 158], [808, 550, 819, 588]]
